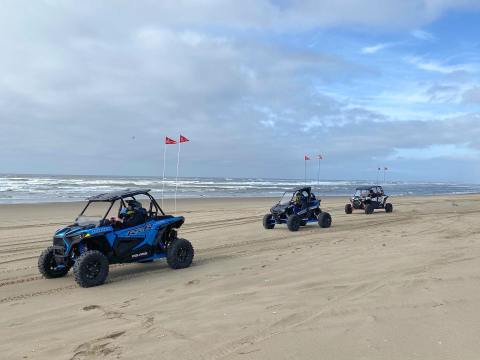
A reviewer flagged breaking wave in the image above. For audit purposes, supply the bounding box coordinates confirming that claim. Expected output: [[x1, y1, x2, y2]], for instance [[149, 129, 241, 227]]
[[0, 174, 479, 204]]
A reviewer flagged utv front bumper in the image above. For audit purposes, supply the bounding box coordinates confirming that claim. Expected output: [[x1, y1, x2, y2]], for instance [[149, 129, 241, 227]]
[[52, 237, 69, 265], [52, 245, 69, 265]]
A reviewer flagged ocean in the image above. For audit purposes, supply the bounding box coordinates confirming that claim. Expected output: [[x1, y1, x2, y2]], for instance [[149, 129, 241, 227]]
[[0, 174, 479, 204]]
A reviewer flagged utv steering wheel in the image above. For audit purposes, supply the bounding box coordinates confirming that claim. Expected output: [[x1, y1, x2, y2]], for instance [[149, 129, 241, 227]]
[[100, 218, 111, 226]]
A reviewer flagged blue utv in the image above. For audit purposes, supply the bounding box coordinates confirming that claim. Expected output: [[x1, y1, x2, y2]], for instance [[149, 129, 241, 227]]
[[38, 189, 194, 287], [263, 186, 332, 232]]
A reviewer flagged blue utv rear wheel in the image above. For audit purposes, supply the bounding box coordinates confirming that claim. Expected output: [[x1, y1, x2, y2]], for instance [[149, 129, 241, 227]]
[[318, 212, 332, 228], [167, 238, 194, 269]]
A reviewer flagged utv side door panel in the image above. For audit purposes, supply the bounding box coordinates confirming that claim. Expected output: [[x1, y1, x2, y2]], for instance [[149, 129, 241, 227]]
[[113, 223, 148, 260], [114, 237, 145, 260]]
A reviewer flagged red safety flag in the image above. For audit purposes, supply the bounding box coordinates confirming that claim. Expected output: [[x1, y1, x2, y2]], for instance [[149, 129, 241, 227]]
[[179, 135, 189, 143], [305, 155, 310, 161], [165, 136, 177, 145]]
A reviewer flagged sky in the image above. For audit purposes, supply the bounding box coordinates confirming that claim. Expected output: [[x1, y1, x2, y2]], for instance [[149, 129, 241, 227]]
[[1, 0, 480, 183]]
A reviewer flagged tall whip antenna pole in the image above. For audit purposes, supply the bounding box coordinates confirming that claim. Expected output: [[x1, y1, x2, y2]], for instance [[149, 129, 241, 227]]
[[174, 138, 181, 214], [317, 154, 322, 186], [304, 158, 307, 185], [161, 141, 167, 208]]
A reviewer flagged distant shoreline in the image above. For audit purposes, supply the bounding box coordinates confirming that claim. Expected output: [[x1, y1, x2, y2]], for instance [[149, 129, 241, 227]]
[[1, 192, 479, 207], [2, 174, 480, 204]]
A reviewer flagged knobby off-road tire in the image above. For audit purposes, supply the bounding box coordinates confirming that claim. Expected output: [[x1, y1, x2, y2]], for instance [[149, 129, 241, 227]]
[[385, 203, 393, 213], [365, 204, 375, 215], [167, 238, 194, 269], [73, 250, 109, 288], [38, 246, 70, 278], [287, 214, 301, 232], [318, 212, 332, 228], [263, 214, 275, 229], [345, 204, 353, 214]]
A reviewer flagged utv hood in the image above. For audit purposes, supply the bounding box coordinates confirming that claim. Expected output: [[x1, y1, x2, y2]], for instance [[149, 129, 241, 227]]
[[54, 224, 109, 240], [271, 204, 289, 215], [55, 225, 89, 238]]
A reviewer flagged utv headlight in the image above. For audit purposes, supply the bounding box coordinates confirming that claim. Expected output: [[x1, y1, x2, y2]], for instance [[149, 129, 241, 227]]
[[69, 234, 83, 242]]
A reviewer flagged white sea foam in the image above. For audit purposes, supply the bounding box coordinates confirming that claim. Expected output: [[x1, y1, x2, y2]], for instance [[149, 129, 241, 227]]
[[0, 174, 479, 204]]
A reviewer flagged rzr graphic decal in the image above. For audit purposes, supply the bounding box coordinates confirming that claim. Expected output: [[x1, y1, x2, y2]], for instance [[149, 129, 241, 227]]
[[126, 223, 153, 236]]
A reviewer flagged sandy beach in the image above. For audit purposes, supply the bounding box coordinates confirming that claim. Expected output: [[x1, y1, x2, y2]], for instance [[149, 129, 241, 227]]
[[1, 194, 480, 360]]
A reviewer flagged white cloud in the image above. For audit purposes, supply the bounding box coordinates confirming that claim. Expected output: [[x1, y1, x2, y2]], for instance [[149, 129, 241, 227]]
[[260, 119, 276, 128], [375, 83, 465, 107], [361, 43, 392, 54], [2, 1, 480, 33], [463, 87, 480, 104], [0, 1, 480, 180], [406, 56, 476, 74], [389, 144, 480, 160], [411, 29, 436, 41]]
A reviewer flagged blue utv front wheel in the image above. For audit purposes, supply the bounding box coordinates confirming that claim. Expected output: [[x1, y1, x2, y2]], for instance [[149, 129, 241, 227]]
[[287, 214, 301, 231], [73, 250, 109, 288], [38, 246, 70, 279], [263, 214, 275, 229]]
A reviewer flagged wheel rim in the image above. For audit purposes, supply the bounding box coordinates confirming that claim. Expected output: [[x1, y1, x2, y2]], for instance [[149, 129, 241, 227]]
[[47, 254, 64, 274], [176, 247, 188, 263], [85, 260, 102, 279], [48, 257, 57, 271]]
